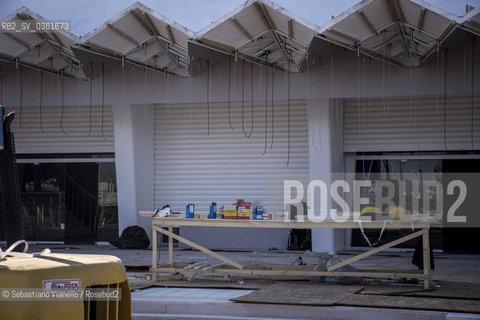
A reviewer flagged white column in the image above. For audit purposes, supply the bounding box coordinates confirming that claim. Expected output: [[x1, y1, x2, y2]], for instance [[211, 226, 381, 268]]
[[112, 104, 154, 235], [113, 104, 138, 234], [307, 99, 345, 252]]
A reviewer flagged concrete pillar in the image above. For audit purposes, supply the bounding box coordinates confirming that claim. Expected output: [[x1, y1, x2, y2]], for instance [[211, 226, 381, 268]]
[[112, 104, 154, 236], [307, 99, 345, 252]]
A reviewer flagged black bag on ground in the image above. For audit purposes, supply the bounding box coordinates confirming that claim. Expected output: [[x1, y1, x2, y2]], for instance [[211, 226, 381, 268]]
[[109, 225, 150, 249]]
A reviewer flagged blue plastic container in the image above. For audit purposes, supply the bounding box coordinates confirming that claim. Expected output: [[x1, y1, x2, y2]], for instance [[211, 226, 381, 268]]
[[209, 202, 217, 219], [186, 204, 195, 218]]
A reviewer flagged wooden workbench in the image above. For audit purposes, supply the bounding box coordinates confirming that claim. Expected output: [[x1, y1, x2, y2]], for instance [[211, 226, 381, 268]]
[[139, 213, 437, 288]]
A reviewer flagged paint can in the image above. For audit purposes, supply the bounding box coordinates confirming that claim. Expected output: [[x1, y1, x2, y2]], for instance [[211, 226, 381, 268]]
[[209, 202, 217, 219], [186, 204, 195, 218]]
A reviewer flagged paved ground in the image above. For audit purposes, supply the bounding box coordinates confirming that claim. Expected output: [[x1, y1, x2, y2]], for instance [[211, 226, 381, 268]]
[[28, 244, 480, 284], [22, 244, 480, 319]]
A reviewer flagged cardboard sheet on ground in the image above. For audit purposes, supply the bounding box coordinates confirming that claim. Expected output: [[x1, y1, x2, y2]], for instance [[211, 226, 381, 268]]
[[230, 282, 363, 306], [338, 294, 480, 313], [359, 281, 480, 300]]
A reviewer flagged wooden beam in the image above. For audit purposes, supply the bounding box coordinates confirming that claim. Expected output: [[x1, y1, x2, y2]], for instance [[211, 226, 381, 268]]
[[155, 226, 244, 270], [84, 40, 123, 57], [231, 18, 253, 39], [417, 8, 426, 31], [152, 224, 158, 280], [466, 20, 480, 33], [254, 2, 275, 30], [198, 37, 235, 52], [155, 266, 426, 280], [150, 216, 435, 229], [327, 28, 359, 45], [165, 24, 175, 45], [422, 229, 431, 288], [288, 19, 293, 38], [3, 33, 29, 48], [107, 23, 138, 46], [143, 12, 161, 36], [357, 10, 376, 34], [385, 0, 399, 22], [130, 9, 155, 36], [392, 0, 406, 22], [438, 23, 455, 41], [327, 229, 427, 272], [168, 225, 174, 267]]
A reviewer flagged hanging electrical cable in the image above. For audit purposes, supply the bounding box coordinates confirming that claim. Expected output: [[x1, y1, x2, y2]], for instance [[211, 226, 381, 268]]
[[270, 63, 275, 149], [471, 36, 475, 150], [88, 62, 93, 137], [311, 51, 319, 152], [0, 65, 3, 106], [443, 48, 448, 150], [206, 58, 210, 135], [286, 55, 291, 167], [18, 66, 23, 127], [39, 70, 44, 133], [60, 70, 67, 136], [241, 60, 253, 138], [101, 63, 106, 140], [262, 53, 268, 155], [357, 46, 361, 138], [144, 63, 148, 122], [228, 56, 233, 130], [120, 56, 125, 127], [436, 42, 440, 120], [189, 61, 193, 125], [316, 54, 323, 150], [165, 66, 169, 114]]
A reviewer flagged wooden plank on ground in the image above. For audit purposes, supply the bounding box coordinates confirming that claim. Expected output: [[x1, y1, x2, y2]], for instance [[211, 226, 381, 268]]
[[338, 294, 480, 313], [230, 282, 363, 306]]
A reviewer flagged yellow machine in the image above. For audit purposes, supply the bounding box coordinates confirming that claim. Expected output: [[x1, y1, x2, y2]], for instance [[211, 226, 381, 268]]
[[0, 241, 131, 320]]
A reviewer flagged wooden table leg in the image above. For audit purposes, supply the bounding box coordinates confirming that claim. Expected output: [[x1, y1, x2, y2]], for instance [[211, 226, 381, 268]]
[[422, 228, 431, 289], [168, 225, 174, 274], [152, 225, 157, 281]]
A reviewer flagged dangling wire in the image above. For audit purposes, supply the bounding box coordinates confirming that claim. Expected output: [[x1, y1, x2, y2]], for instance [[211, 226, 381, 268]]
[[120, 57, 125, 127], [0, 65, 3, 106], [189, 69, 193, 125], [443, 49, 448, 150], [312, 51, 319, 151], [471, 36, 475, 150], [60, 70, 67, 135], [101, 63, 106, 140], [408, 67, 413, 127], [286, 58, 291, 167], [88, 62, 93, 137], [357, 46, 361, 137], [18, 67, 23, 127], [436, 42, 440, 121], [262, 55, 268, 156], [270, 64, 275, 149], [228, 56, 233, 130], [206, 59, 210, 135], [39, 70, 44, 133], [242, 60, 253, 138]]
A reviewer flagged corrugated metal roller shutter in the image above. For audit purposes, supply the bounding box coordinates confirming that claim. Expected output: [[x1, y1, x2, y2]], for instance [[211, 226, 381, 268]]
[[344, 95, 480, 152], [7, 105, 114, 154], [154, 100, 309, 213]]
